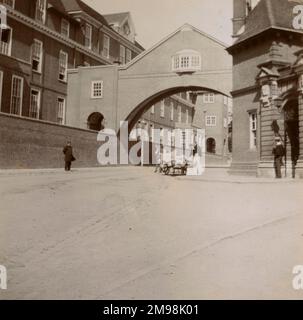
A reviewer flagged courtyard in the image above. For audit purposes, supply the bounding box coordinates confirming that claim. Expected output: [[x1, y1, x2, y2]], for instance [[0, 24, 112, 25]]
[[0, 167, 302, 300]]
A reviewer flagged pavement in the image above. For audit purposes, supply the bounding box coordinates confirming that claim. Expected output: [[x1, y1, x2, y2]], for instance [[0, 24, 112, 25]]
[[0, 166, 303, 300]]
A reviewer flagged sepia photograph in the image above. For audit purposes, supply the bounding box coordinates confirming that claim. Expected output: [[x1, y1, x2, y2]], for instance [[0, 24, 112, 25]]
[[0, 0, 303, 306]]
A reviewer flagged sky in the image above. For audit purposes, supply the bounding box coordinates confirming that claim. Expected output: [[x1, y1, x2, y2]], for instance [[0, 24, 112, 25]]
[[83, 0, 233, 49]]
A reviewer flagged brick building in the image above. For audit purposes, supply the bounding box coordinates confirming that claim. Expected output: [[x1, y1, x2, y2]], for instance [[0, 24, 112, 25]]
[[0, 0, 142, 124], [228, 0, 303, 177], [138, 90, 232, 161], [138, 93, 194, 137]]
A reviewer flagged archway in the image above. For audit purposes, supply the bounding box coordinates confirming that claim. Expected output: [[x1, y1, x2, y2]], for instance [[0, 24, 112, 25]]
[[284, 100, 299, 167], [206, 138, 216, 154], [87, 112, 104, 131], [123, 86, 227, 133]]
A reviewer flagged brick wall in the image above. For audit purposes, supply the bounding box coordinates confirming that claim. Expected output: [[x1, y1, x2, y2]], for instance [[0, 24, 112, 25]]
[[0, 113, 105, 169]]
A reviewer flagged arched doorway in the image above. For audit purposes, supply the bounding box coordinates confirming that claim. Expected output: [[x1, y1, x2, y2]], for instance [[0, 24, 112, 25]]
[[284, 100, 299, 168], [87, 112, 104, 131], [206, 138, 216, 154]]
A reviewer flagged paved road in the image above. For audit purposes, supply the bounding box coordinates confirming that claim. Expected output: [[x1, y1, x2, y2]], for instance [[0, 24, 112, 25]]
[[0, 167, 303, 299]]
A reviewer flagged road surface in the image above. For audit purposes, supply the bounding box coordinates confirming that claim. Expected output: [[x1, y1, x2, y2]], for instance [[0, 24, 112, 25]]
[[0, 167, 303, 299]]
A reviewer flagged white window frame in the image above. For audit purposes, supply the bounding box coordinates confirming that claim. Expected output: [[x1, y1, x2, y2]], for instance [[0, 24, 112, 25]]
[[1, 0, 15, 8], [119, 45, 126, 64], [126, 48, 131, 63], [0, 71, 3, 110], [103, 34, 110, 58], [203, 93, 215, 104], [31, 39, 43, 73], [249, 111, 257, 149], [160, 101, 165, 118], [35, 0, 47, 24], [170, 103, 174, 121], [84, 23, 92, 49], [223, 95, 228, 105], [10, 75, 24, 116], [29, 88, 41, 119], [57, 97, 66, 125], [151, 105, 155, 114], [0, 25, 12, 56], [186, 109, 189, 124], [58, 50, 68, 82], [61, 18, 70, 38], [172, 52, 201, 73], [91, 80, 103, 99], [178, 105, 182, 122], [206, 115, 217, 127]]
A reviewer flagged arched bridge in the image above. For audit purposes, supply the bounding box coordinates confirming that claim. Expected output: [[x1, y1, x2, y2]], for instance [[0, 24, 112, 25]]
[[67, 24, 232, 131]]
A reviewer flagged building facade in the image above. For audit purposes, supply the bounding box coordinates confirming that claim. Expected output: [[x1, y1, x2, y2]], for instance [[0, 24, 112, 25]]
[[191, 91, 232, 156], [228, 0, 303, 177], [0, 0, 142, 125]]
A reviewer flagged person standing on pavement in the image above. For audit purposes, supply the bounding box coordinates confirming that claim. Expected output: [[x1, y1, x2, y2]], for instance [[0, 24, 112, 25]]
[[272, 136, 285, 179], [63, 141, 75, 171]]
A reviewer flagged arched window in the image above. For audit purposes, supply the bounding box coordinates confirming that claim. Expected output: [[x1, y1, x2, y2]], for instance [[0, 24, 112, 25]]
[[87, 112, 104, 131], [206, 138, 216, 154]]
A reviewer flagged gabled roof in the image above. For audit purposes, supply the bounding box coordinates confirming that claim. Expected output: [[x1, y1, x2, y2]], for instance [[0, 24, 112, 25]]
[[103, 12, 130, 26], [231, 0, 303, 47], [120, 23, 228, 70], [48, 0, 109, 26]]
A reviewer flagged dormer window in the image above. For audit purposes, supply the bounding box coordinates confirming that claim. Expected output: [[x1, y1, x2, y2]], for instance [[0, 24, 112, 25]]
[[35, 0, 46, 24], [172, 50, 201, 73]]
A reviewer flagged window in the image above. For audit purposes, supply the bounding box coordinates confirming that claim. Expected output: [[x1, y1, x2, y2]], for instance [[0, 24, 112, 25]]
[[61, 19, 70, 38], [29, 89, 41, 119], [57, 97, 65, 124], [35, 0, 46, 24], [203, 93, 215, 103], [84, 23, 92, 49], [206, 116, 217, 127], [0, 0, 15, 8], [170, 103, 174, 121], [249, 112, 257, 149], [223, 95, 228, 105], [0, 26, 12, 56], [0, 71, 3, 110], [126, 48, 131, 63], [186, 109, 189, 124], [178, 105, 182, 122], [151, 105, 155, 114], [102, 34, 110, 58], [10, 75, 23, 115], [160, 101, 165, 118], [91, 80, 103, 99], [58, 50, 68, 82], [224, 117, 228, 128], [119, 45, 125, 64], [172, 50, 201, 73], [32, 39, 43, 73]]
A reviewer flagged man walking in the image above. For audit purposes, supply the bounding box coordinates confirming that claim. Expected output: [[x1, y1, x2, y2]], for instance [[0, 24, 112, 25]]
[[272, 137, 285, 179], [63, 141, 75, 171]]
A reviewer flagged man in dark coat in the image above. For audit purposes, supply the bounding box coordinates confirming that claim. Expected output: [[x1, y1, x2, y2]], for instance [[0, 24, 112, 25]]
[[272, 137, 285, 179], [63, 141, 75, 171]]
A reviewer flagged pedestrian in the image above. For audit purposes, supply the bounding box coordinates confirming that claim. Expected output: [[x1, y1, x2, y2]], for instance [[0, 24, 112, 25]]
[[272, 136, 285, 179], [63, 141, 76, 171]]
